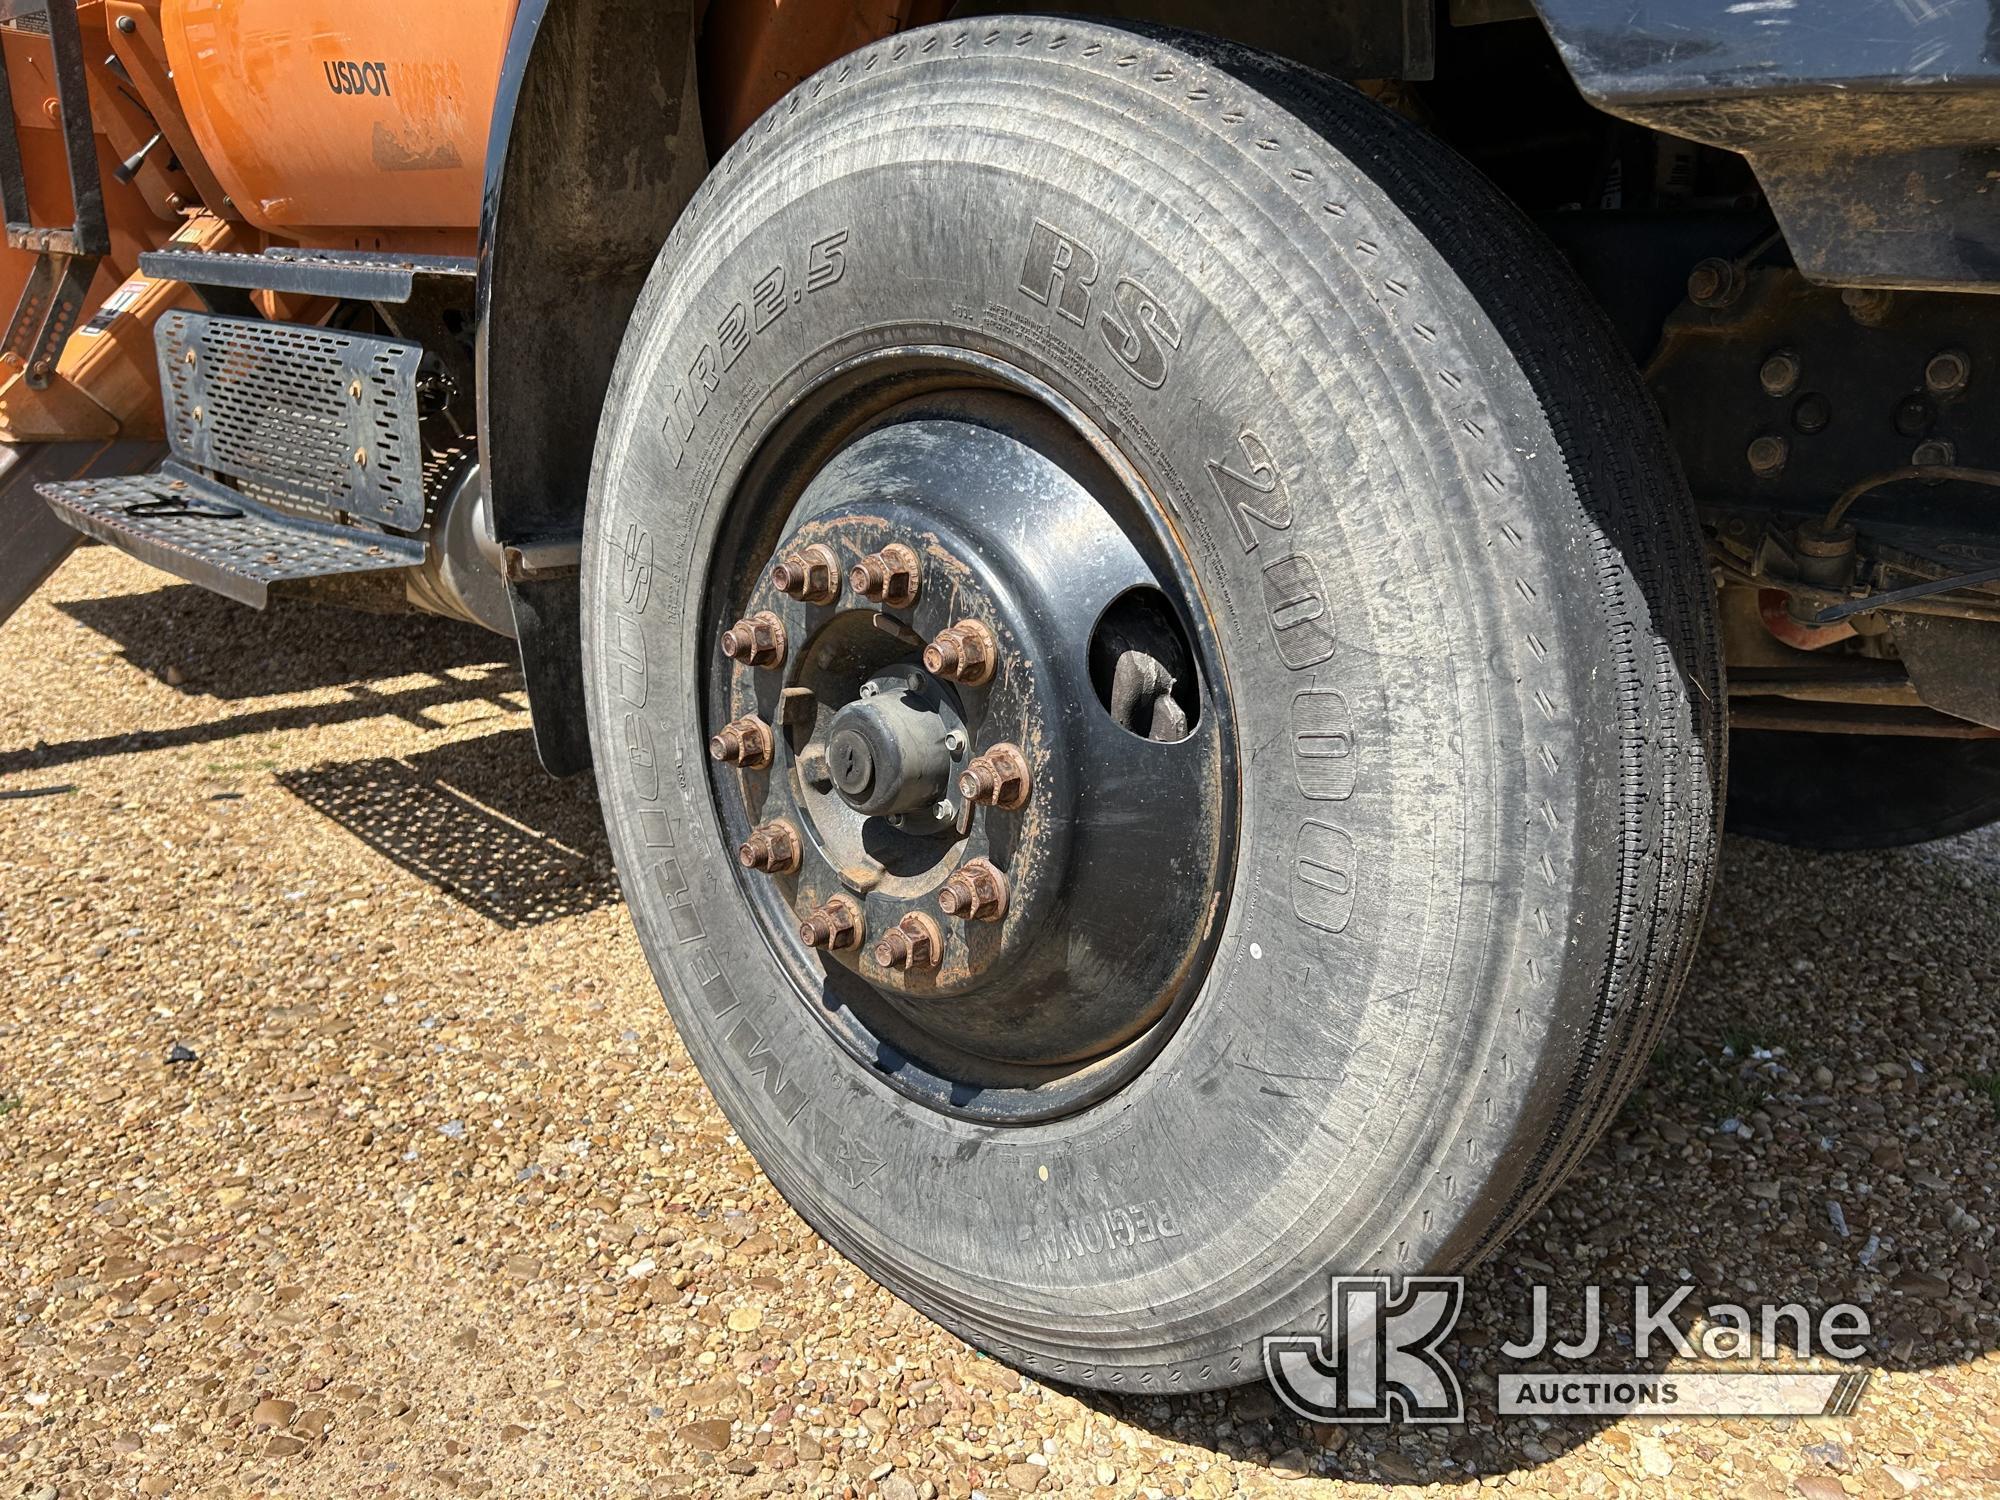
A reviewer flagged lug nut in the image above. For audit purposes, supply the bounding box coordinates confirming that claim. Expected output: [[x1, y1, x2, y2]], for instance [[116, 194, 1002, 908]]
[[1925, 348, 1971, 395], [738, 819, 801, 873], [958, 742, 1031, 809], [798, 895, 864, 950], [1842, 287, 1893, 326], [708, 714, 773, 769], [1758, 349, 1801, 397], [1687, 257, 1742, 309], [1746, 434, 1789, 478], [848, 542, 921, 608], [873, 912, 942, 970], [922, 619, 997, 686], [938, 858, 1008, 923], [771, 543, 840, 604], [719, 610, 786, 668]]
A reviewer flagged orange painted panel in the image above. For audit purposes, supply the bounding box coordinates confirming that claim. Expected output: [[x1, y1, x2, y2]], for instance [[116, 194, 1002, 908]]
[[161, 0, 512, 237]]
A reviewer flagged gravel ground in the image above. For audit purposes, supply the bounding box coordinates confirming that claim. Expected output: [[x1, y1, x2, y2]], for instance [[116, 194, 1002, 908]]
[[3, 548, 1998, 1499]]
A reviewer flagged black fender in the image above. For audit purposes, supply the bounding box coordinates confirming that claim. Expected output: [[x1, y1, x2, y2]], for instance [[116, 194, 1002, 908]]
[[476, 0, 708, 774], [1530, 0, 2000, 291]]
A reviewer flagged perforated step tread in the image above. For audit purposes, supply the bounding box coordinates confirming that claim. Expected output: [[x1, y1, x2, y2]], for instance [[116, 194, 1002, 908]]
[[38, 462, 423, 609], [138, 247, 474, 303], [156, 310, 424, 529]]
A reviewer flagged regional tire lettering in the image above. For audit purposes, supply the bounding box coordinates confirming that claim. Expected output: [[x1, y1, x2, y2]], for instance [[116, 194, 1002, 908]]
[[1024, 1197, 1186, 1267]]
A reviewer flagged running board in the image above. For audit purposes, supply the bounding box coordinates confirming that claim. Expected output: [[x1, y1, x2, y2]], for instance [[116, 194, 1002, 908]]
[[38, 459, 423, 609]]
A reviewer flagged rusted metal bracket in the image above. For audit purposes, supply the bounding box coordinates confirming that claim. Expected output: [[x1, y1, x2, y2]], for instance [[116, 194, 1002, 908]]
[[0, 0, 109, 387], [1813, 562, 2000, 626]]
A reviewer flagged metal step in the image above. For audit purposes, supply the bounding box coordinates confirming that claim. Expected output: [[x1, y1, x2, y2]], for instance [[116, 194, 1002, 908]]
[[155, 309, 427, 530], [138, 247, 475, 307], [1, 439, 166, 626], [38, 459, 423, 609], [31, 307, 433, 609]]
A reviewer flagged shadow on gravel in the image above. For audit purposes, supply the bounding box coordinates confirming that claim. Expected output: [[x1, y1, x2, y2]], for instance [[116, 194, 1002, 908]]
[[5, 590, 527, 776], [276, 729, 619, 928], [0, 662, 527, 777], [1069, 830, 2000, 1486], [56, 583, 510, 699]]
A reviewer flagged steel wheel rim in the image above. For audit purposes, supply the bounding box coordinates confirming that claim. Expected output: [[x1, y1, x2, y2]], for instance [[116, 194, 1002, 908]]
[[699, 345, 1240, 1123]]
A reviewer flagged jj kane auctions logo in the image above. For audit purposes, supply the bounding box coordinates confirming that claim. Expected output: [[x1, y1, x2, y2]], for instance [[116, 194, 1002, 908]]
[[1264, 1277, 1873, 1423]]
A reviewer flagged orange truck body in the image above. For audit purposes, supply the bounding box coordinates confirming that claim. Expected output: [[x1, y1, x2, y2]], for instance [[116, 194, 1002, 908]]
[[0, 0, 943, 443], [162, 0, 513, 248]]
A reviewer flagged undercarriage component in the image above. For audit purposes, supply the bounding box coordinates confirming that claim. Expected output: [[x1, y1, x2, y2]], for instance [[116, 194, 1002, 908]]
[[1, 213, 253, 447], [1730, 730, 2000, 849], [1653, 268, 2000, 526], [0, 0, 108, 389], [1896, 615, 2000, 731], [1532, 0, 2000, 290], [403, 459, 515, 637], [1671, 266, 2000, 735]]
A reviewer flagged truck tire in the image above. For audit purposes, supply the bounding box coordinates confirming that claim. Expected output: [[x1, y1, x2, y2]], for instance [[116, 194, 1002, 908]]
[[582, 20, 1722, 1389], [1728, 729, 2000, 850]]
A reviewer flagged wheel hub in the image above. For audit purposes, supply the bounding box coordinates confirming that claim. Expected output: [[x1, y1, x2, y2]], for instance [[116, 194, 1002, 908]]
[[702, 376, 1234, 1120], [825, 678, 954, 817]]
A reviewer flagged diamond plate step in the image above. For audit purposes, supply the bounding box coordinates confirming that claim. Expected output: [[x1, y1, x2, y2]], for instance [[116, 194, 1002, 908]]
[[37, 460, 423, 609]]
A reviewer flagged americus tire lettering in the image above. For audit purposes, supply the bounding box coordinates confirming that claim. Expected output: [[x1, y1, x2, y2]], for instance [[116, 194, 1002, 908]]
[[1292, 820, 1358, 934], [616, 522, 654, 611], [1258, 551, 1338, 669], [1291, 689, 1358, 800], [1200, 428, 1336, 668]]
